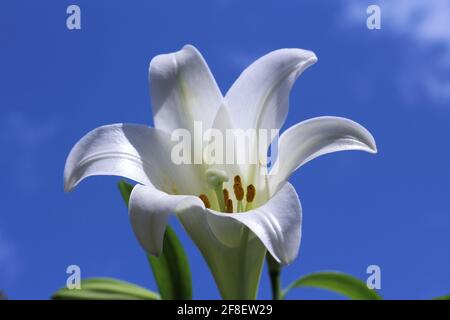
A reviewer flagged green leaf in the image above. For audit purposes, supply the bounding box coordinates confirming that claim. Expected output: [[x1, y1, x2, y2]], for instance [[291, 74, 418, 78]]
[[283, 271, 382, 300], [52, 278, 160, 300], [118, 180, 192, 300], [147, 226, 192, 300], [118, 180, 134, 207], [433, 294, 450, 300]]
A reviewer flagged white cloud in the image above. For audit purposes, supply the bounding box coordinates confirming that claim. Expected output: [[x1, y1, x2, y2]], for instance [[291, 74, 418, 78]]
[[1, 113, 60, 193], [223, 49, 262, 71], [4, 112, 60, 146], [0, 230, 20, 285], [342, 0, 450, 106]]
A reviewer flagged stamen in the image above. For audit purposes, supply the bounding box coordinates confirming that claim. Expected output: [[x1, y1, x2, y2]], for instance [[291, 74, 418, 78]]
[[245, 184, 256, 211], [233, 182, 244, 213], [237, 200, 243, 213], [233, 183, 244, 201], [246, 184, 256, 202], [234, 175, 242, 185], [225, 198, 233, 213], [223, 188, 229, 202], [199, 194, 211, 208]]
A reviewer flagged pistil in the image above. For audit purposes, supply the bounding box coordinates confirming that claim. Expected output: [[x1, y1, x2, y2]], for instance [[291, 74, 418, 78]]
[[204, 170, 257, 213], [205, 168, 229, 212]]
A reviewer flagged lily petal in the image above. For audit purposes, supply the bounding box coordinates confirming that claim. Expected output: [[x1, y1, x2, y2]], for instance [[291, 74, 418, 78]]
[[175, 183, 301, 299], [176, 201, 266, 300], [269, 116, 377, 194], [150, 44, 223, 133], [207, 105, 246, 189], [225, 48, 317, 133], [129, 184, 198, 255], [128, 183, 267, 300], [224, 182, 302, 265], [64, 124, 203, 195]]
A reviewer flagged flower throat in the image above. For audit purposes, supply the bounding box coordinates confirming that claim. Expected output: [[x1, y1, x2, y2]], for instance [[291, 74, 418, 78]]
[[199, 169, 255, 213]]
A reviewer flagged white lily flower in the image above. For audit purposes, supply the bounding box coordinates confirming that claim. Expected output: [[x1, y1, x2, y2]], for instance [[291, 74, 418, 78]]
[[64, 45, 377, 299]]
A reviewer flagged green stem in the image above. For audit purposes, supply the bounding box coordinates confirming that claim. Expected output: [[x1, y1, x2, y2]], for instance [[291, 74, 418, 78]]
[[266, 253, 282, 300], [214, 185, 225, 212], [237, 201, 243, 213]]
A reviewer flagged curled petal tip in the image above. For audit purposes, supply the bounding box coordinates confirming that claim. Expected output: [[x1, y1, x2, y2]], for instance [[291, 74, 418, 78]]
[[63, 183, 72, 193], [370, 138, 378, 154], [182, 43, 199, 52], [63, 166, 76, 193], [306, 54, 318, 66], [276, 48, 318, 70], [363, 128, 377, 154], [289, 48, 318, 64], [63, 178, 78, 193]]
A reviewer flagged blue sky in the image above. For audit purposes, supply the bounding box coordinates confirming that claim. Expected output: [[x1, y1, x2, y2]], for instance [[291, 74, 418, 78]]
[[1, 0, 450, 299]]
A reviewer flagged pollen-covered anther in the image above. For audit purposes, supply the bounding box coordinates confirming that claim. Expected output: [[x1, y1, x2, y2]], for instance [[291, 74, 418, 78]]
[[246, 184, 256, 203], [225, 198, 233, 213], [199, 194, 211, 209], [234, 175, 242, 185], [233, 183, 244, 201], [223, 188, 229, 202]]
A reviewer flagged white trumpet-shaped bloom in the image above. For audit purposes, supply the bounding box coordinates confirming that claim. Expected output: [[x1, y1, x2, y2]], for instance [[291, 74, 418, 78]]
[[64, 45, 377, 299]]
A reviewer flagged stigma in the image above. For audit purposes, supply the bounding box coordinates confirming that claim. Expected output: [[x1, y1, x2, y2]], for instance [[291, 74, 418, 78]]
[[205, 168, 229, 188]]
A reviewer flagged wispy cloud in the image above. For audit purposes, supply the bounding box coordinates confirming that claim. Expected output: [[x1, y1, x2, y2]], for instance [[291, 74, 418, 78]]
[[0, 229, 20, 286], [6, 113, 59, 145], [222, 49, 262, 72], [1, 112, 60, 193], [341, 0, 450, 106]]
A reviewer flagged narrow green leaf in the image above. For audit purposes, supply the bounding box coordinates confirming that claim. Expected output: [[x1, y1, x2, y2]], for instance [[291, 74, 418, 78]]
[[148, 226, 192, 300], [117, 180, 192, 300], [433, 294, 450, 300], [283, 271, 382, 300], [52, 278, 160, 300]]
